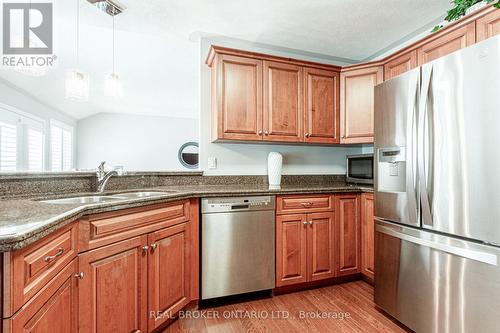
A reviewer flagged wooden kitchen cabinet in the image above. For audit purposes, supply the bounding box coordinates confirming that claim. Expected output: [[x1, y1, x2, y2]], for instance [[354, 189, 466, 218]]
[[336, 194, 361, 276], [78, 235, 148, 333], [3, 259, 79, 333], [276, 195, 337, 287], [148, 223, 191, 331], [303, 67, 340, 144], [263, 61, 303, 142], [476, 8, 500, 42], [384, 50, 418, 81], [340, 66, 383, 144], [207, 46, 342, 145], [211, 54, 263, 141], [276, 214, 308, 287], [360, 193, 375, 282], [417, 22, 476, 65], [308, 212, 336, 281]]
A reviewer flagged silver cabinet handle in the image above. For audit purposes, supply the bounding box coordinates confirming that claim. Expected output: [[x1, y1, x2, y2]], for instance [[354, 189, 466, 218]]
[[44, 247, 64, 262], [258, 130, 263, 135], [308, 221, 313, 225], [142, 245, 150, 252], [305, 133, 310, 138], [74, 272, 85, 279], [150, 243, 158, 250], [301, 202, 313, 207], [303, 221, 308, 226], [264, 131, 269, 135]]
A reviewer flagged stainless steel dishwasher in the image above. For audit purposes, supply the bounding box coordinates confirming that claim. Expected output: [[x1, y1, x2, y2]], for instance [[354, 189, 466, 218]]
[[201, 196, 275, 300]]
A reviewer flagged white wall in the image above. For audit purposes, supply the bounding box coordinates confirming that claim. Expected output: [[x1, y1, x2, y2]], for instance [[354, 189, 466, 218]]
[[76, 113, 198, 171], [198, 37, 363, 176], [0, 78, 78, 170]]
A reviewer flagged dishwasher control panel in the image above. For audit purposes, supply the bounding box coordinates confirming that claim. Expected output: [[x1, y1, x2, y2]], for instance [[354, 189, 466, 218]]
[[201, 196, 276, 213]]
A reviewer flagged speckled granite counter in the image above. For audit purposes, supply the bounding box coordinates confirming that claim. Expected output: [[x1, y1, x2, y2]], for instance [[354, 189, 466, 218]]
[[0, 184, 373, 252]]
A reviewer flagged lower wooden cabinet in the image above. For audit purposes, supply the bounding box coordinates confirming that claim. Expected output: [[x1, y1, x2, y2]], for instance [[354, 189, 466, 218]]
[[360, 193, 375, 282], [276, 212, 336, 287], [78, 236, 148, 333], [148, 223, 191, 331], [3, 259, 79, 333], [336, 194, 361, 276]]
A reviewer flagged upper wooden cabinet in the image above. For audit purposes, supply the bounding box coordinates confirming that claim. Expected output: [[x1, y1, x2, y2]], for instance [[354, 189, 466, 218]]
[[417, 22, 476, 65], [263, 61, 303, 142], [384, 50, 418, 81], [304, 68, 340, 144], [207, 47, 341, 145], [340, 66, 383, 144], [212, 54, 263, 141], [476, 8, 500, 42]]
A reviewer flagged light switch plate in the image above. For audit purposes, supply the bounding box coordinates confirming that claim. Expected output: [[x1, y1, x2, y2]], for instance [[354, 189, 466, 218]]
[[208, 157, 217, 169]]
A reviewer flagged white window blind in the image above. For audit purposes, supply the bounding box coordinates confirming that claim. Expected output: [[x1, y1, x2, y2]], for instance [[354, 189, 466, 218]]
[[0, 121, 17, 171], [51, 122, 73, 171], [27, 127, 43, 171]]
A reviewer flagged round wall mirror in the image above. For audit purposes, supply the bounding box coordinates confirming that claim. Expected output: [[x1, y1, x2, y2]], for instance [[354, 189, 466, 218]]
[[178, 142, 199, 169]]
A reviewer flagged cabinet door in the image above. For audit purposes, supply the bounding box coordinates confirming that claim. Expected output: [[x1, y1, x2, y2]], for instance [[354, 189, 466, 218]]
[[263, 61, 303, 142], [78, 236, 148, 333], [307, 212, 336, 281], [336, 194, 361, 276], [276, 214, 308, 287], [360, 193, 375, 281], [476, 8, 500, 42], [214, 54, 263, 141], [148, 223, 191, 331], [303, 67, 340, 144], [384, 50, 417, 81], [417, 22, 475, 65], [6, 259, 78, 333], [340, 66, 383, 144]]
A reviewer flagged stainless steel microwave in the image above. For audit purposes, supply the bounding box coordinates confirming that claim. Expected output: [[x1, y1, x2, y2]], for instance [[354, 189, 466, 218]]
[[346, 154, 374, 184]]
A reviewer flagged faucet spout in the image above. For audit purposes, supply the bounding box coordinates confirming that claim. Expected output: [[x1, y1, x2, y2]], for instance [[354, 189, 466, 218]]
[[97, 170, 118, 193]]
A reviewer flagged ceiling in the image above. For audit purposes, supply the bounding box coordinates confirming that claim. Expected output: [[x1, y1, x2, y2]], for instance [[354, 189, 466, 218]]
[[0, 0, 451, 120]]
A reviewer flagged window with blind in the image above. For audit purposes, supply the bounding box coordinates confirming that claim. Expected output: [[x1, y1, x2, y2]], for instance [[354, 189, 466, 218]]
[[50, 121, 73, 171], [0, 107, 45, 172]]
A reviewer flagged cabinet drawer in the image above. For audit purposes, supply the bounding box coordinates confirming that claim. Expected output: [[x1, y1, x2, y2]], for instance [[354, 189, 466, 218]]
[[3, 259, 78, 333], [277, 194, 333, 214], [3, 223, 78, 317], [79, 200, 190, 250]]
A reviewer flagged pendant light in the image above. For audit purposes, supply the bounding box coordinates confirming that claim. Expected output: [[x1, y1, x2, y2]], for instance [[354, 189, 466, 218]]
[[104, 12, 122, 98], [65, 0, 89, 101]]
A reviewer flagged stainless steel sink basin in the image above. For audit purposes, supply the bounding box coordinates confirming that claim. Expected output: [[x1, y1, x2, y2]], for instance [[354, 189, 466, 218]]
[[41, 195, 128, 205], [114, 191, 176, 198]]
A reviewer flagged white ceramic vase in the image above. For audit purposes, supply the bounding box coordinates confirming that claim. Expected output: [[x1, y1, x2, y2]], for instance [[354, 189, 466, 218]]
[[268, 152, 283, 190]]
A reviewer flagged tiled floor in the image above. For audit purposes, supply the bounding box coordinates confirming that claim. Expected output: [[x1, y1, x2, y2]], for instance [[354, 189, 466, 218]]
[[163, 281, 409, 332]]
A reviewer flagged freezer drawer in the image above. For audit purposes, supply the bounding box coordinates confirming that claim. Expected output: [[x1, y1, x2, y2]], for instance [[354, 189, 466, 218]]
[[375, 220, 500, 333]]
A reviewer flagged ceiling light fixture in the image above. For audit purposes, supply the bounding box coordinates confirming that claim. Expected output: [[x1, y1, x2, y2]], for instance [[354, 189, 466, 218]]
[[104, 13, 122, 98], [65, 0, 90, 102]]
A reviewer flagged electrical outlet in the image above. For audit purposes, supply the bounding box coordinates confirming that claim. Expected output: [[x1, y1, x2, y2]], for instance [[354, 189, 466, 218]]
[[208, 157, 217, 169]]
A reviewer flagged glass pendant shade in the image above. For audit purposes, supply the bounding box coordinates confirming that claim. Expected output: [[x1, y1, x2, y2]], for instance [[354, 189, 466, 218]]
[[65, 70, 90, 101], [104, 73, 123, 98]]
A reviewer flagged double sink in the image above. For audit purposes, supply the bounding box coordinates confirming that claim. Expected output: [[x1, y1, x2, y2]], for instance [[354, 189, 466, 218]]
[[42, 191, 177, 205]]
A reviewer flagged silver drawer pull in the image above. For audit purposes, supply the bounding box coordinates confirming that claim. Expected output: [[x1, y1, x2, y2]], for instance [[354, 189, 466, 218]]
[[301, 202, 313, 207], [74, 272, 85, 279], [44, 247, 64, 262]]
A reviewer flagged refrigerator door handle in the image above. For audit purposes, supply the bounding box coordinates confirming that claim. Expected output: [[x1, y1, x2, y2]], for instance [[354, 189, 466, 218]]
[[406, 74, 420, 224], [376, 222, 498, 266], [418, 66, 434, 227]]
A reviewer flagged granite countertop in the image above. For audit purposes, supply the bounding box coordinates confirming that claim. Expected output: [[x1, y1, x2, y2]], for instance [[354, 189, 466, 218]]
[[0, 184, 373, 252]]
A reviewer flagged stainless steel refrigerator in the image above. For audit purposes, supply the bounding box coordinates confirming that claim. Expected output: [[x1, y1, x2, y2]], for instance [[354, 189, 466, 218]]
[[374, 35, 500, 332]]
